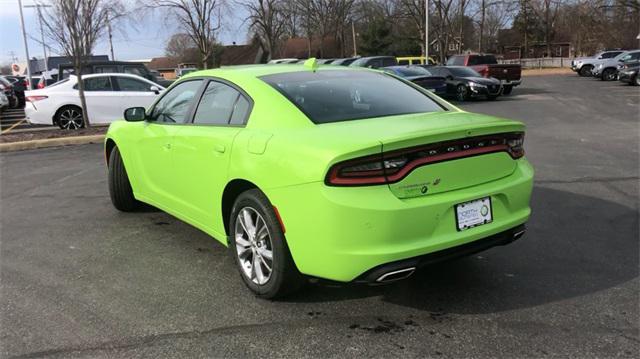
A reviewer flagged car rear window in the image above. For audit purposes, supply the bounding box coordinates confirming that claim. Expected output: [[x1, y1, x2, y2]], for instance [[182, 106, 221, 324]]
[[260, 70, 445, 124]]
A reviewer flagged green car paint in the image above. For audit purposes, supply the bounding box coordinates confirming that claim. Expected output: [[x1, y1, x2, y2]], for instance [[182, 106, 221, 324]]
[[105, 64, 534, 282]]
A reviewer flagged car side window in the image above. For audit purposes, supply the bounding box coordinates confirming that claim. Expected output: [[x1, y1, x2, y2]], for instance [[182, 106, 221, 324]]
[[229, 96, 250, 125], [193, 81, 249, 125], [116, 77, 152, 92], [149, 80, 202, 123], [81, 76, 113, 91], [124, 66, 145, 77], [382, 58, 396, 67]]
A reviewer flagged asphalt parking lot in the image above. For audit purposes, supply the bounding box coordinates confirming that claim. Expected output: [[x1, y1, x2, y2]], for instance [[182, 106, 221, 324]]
[[1, 74, 638, 358]]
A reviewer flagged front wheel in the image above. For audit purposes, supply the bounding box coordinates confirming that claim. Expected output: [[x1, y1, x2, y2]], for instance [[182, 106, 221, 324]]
[[601, 68, 616, 81], [502, 85, 513, 95], [108, 146, 139, 212], [456, 84, 469, 101], [579, 66, 592, 77], [56, 106, 84, 130], [229, 189, 304, 299]]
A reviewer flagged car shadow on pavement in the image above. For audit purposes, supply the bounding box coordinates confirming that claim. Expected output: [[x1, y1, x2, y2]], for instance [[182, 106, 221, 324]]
[[284, 186, 639, 314]]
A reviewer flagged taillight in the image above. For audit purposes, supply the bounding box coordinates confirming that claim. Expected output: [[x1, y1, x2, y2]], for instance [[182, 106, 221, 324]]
[[24, 80, 29, 87], [26, 95, 48, 102], [37, 81, 45, 89], [326, 132, 525, 186], [477, 67, 489, 77]]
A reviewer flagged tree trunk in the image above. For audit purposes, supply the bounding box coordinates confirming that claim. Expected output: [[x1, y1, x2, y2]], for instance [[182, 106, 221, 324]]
[[74, 60, 91, 128]]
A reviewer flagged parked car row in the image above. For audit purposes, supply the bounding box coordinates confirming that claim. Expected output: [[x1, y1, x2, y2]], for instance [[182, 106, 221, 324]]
[[571, 49, 640, 85], [0, 76, 20, 109], [269, 53, 521, 97]]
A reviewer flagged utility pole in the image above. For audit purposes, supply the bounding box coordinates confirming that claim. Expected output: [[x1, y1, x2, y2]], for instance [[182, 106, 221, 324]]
[[107, 12, 115, 61], [24, 4, 52, 74], [351, 21, 357, 57], [17, 0, 32, 87], [425, 0, 429, 62]]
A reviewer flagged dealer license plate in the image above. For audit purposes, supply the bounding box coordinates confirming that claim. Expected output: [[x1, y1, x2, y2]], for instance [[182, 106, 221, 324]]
[[455, 197, 493, 231]]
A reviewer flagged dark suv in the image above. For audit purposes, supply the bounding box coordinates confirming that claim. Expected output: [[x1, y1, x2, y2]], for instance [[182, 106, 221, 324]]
[[57, 61, 172, 87]]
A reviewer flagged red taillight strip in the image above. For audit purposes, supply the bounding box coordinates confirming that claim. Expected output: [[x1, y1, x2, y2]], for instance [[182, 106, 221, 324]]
[[328, 144, 508, 186]]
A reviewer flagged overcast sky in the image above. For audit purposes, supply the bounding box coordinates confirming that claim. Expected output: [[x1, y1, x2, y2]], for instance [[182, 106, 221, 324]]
[[0, 0, 249, 65]]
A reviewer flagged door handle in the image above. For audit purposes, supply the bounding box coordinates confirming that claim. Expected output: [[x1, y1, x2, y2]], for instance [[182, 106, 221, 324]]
[[214, 144, 225, 153], [163, 143, 171, 150]]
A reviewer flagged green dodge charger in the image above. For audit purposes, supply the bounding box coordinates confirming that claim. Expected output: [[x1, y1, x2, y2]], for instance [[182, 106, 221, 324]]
[[105, 60, 534, 298]]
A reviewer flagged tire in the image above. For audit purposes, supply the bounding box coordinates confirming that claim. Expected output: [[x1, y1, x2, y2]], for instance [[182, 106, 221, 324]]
[[108, 146, 139, 212], [601, 68, 616, 81], [487, 94, 499, 100], [55, 105, 84, 130], [229, 189, 304, 299], [579, 65, 592, 77], [502, 85, 513, 95], [634, 75, 640, 86], [455, 84, 469, 101]]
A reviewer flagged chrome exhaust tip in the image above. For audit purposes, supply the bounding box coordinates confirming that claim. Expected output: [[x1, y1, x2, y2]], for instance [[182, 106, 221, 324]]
[[513, 229, 526, 240], [375, 267, 416, 283]]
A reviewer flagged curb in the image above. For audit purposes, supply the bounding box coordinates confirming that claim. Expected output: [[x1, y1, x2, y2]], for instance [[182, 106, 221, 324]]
[[0, 135, 105, 152]]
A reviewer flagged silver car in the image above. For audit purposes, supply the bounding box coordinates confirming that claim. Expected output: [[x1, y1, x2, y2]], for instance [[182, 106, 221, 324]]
[[592, 50, 640, 80], [571, 50, 624, 77]]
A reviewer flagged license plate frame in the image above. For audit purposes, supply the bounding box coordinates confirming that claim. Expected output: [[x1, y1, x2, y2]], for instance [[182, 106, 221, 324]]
[[455, 197, 493, 231]]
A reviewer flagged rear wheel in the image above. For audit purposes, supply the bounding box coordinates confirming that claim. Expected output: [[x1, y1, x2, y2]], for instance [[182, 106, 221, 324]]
[[229, 189, 304, 299], [601, 68, 616, 81], [56, 106, 84, 130], [579, 65, 592, 77], [108, 146, 139, 212], [502, 85, 513, 95], [456, 84, 469, 101]]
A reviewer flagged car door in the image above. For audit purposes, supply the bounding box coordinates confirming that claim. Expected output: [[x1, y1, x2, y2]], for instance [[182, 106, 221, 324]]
[[170, 79, 250, 234], [112, 75, 161, 112], [80, 76, 122, 123], [132, 79, 204, 208]]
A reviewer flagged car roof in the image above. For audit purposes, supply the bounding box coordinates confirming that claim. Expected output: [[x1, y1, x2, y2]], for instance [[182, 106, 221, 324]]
[[180, 64, 368, 80], [69, 73, 153, 79]]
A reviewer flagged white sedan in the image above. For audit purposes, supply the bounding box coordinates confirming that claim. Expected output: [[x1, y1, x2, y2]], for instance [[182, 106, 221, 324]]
[[24, 73, 165, 129]]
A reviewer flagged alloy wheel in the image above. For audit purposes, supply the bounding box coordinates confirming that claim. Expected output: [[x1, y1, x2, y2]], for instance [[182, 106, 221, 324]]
[[603, 69, 616, 81], [58, 108, 84, 130], [456, 85, 468, 101], [234, 207, 274, 285]]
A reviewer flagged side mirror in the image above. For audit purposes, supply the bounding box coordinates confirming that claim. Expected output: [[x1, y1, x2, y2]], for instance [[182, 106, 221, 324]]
[[124, 107, 146, 122], [149, 85, 160, 95]]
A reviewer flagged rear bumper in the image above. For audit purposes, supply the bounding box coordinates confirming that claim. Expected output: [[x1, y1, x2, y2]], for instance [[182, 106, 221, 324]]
[[354, 224, 526, 283], [24, 102, 53, 125], [266, 158, 534, 282]]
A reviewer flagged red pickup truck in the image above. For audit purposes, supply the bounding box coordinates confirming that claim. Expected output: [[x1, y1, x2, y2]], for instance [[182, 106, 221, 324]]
[[446, 54, 522, 94]]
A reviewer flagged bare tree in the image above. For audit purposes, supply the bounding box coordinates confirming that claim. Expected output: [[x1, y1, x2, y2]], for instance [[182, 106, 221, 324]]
[[240, 0, 287, 60], [39, 0, 123, 128], [165, 33, 201, 64], [148, 0, 224, 69]]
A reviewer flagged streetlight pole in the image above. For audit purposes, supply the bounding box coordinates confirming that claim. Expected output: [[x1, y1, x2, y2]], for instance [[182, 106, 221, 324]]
[[24, 4, 52, 75], [17, 0, 32, 88], [425, 0, 429, 63]]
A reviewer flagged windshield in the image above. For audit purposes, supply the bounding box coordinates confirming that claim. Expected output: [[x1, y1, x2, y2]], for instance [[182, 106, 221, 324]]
[[392, 67, 433, 77], [260, 70, 445, 124], [448, 67, 482, 77]]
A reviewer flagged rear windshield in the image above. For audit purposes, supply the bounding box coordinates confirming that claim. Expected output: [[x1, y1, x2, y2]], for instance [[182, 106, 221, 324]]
[[449, 67, 482, 77], [260, 70, 444, 124]]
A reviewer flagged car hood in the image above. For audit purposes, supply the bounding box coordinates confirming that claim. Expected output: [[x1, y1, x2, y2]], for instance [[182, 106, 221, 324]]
[[462, 76, 500, 85]]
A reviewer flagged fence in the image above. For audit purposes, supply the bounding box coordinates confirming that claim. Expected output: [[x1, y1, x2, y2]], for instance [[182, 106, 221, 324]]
[[498, 57, 572, 68]]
